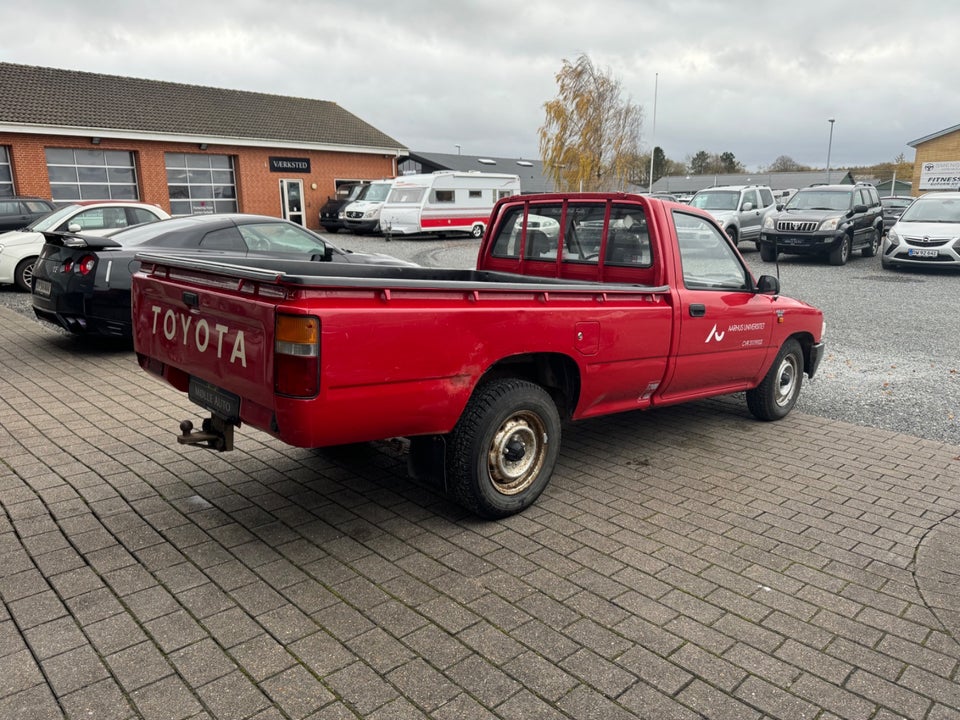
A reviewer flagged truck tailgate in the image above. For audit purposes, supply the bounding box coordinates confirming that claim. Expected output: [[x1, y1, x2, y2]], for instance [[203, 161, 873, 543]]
[[132, 270, 278, 413]]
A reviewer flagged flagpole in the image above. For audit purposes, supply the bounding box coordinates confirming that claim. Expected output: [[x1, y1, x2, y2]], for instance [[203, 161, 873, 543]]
[[648, 73, 658, 192]]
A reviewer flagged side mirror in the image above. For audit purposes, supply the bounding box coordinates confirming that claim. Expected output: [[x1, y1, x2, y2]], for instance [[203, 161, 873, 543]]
[[775, 203, 784, 211], [741, 202, 754, 212], [67, 222, 82, 233], [756, 275, 780, 295], [851, 204, 868, 215]]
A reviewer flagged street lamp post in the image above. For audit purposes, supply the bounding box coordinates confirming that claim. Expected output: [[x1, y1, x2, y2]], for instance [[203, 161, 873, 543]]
[[825, 118, 835, 183]]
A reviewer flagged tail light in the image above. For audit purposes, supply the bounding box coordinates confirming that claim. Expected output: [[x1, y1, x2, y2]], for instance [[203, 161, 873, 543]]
[[274, 314, 320, 397], [75, 255, 97, 275]]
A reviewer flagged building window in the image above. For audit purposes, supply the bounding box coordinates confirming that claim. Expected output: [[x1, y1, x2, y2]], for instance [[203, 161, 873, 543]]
[[0, 147, 12, 197], [165, 153, 237, 215], [44, 148, 139, 201]]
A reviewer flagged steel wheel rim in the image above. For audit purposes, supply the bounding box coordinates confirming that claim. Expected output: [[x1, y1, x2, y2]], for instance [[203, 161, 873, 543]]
[[487, 411, 548, 495], [775, 354, 800, 407]]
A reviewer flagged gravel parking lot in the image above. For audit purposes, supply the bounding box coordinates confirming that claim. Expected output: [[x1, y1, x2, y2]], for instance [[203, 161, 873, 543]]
[[2, 231, 957, 446]]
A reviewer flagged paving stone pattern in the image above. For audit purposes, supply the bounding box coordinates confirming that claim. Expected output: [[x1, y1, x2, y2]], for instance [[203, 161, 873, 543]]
[[1, 306, 959, 719]]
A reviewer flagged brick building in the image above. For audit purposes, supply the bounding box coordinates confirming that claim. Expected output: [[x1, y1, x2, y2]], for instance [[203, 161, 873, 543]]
[[0, 63, 407, 231], [908, 123, 960, 194]]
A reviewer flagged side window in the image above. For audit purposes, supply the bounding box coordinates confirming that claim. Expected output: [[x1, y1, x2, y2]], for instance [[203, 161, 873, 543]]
[[604, 204, 651, 267], [468, 190, 482, 199], [856, 189, 870, 208], [490, 206, 524, 258], [65, 209, 108, 231], [0, 200, 21, 215], [673, 211, 750, 290], [759, 188, 774, 207], [128, 207, 161, 226], [238, 222, 325, 254], [433, 190, 454, 203], [742, 190, 758, 210], [199, 226, 246, 252]]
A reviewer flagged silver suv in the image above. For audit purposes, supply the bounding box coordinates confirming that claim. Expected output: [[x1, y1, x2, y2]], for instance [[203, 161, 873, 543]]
[[689, 185, 776, 248]]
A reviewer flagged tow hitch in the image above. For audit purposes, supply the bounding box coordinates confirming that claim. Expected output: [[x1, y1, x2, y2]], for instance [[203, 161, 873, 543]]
[[178, 415, 235, 452]]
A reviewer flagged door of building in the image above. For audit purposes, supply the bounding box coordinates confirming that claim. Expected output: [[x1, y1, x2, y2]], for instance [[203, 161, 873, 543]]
[[280, 179, 305, 226]]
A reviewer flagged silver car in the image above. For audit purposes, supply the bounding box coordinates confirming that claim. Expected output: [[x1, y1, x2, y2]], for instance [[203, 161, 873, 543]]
[[881, 192, 960, 269]]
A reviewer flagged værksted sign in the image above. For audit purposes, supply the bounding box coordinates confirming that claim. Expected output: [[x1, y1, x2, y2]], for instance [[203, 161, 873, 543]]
[[269, 157, 311, 173]]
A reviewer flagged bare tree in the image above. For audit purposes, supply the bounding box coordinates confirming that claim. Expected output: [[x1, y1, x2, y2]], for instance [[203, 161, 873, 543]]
[[539, 54, 643, 192], [766, 155, 804, 172]]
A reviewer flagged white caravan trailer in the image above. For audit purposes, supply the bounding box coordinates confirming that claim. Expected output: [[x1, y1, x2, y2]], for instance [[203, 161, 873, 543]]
[[379, 171, 521, 238]]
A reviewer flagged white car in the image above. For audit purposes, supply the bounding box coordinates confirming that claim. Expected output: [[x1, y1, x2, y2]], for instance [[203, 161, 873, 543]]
[[0, 201, 170, 291], [881, 192, 960, 270]]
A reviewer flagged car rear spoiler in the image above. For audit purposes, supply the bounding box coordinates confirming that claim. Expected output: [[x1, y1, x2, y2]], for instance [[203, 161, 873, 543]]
[[42, 230, 122, 250]]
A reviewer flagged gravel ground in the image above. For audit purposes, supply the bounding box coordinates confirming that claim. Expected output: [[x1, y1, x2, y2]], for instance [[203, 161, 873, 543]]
[[4, 231, 957, 446]]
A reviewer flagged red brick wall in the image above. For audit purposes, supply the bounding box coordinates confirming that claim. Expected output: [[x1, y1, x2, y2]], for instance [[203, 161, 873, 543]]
[[1, 132, 398, 231]]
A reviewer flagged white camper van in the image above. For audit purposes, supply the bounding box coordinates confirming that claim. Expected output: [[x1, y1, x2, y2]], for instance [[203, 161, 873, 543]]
[[379, 171, 521, 238], [342, 179, 395, 235]]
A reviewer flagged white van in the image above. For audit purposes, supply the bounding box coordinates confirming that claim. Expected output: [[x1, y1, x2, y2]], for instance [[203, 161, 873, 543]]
[[379, 171, 521, 238], [342, 179, 395, 234]]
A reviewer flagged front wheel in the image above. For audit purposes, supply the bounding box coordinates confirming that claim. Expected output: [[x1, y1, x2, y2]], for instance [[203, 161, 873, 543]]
[[759, 243, 778, 262], [470, 223, 485, 239], [829, 235, 851, 265], [447, 378, 561, 518], [14, 257, 37, 292], [746, 338, 803, 421], [725, 227, 738, 245]]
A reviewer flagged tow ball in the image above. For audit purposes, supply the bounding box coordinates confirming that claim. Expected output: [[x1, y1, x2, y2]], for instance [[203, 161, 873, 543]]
[[178, 415, 235, 452]]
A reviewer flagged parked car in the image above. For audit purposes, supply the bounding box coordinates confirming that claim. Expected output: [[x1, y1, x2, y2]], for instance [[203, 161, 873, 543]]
[[759, 183, 883, 265], [0, 201, 169, 291], [688, 184, 776, 248], [881, 191, 960, 270], [319, 181, 368, 233], [0, 196, 57, 232], [31, 213, 417, 338], [879, 195, 915, 235]]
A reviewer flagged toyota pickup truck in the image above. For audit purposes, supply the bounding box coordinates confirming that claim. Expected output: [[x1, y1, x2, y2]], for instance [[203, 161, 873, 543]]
[[131, 193, 825, 518]]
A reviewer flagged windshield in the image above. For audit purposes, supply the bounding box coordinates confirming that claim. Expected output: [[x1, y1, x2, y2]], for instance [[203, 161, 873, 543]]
[[362, 182, 392, 202], [899, 196, 960, 223], [785, 190, 852, 212], [25, 204, 81, 231], [690, 191, 738, 211]]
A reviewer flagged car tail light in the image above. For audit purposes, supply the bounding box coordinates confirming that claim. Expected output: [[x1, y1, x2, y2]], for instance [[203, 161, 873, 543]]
[[74, 254, 96, 275], [274, 314, 320, 397]]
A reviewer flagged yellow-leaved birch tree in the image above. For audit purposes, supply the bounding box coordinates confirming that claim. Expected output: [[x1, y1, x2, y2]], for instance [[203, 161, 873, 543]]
[[539, 54, 643, 192]]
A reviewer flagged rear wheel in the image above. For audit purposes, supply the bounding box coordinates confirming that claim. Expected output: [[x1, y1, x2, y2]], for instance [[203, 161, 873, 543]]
[[471, 223, 484, 239], [14, 257, 36, 292], [829, 235, 851, 265], [746, 338, 803, 421], [862, 227, 881, 257], [446, 378, 560, 518]]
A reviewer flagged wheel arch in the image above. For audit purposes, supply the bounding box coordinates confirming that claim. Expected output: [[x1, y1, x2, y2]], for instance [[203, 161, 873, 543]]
[[478, 352, 581, 419], [789, 331, 819, 377]]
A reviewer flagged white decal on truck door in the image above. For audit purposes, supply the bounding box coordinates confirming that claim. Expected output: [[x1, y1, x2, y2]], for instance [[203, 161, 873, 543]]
[[150, 305, 247, 367], [705, 324, 725, 343]]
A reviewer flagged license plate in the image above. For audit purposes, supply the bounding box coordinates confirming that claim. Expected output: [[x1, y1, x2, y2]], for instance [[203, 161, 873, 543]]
[[908, 248, 939, 258], [188, 376, 241, 422], [34, 279, 51, 297]]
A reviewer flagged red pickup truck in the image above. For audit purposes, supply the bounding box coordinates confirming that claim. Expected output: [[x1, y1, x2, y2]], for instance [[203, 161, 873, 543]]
[[132, 193, 824, 518]]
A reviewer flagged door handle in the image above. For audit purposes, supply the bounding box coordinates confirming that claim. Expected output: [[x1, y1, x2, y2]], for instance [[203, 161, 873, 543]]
[[689, 304, 706, 317]]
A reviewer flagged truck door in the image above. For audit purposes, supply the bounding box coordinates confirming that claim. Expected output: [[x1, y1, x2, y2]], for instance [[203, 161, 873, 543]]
[[659, 211, 775, 401], [280, 179, 305, 227]]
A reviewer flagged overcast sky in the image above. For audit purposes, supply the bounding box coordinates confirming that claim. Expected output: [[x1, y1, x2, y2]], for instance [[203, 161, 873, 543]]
[[3, 0, 956, 172]]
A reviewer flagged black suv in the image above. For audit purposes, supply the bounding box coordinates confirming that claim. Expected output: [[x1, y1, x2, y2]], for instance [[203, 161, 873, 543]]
[[0, 196, 57, 232], [319, 181, 368, 233], [759, 183, 883, 265]]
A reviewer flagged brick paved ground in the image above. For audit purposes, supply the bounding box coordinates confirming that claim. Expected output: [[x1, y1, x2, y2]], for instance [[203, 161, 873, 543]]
[[1, 305, 959, 720]]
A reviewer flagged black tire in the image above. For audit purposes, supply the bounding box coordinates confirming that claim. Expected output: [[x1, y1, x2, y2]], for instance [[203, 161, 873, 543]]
[[862, 227, 881, 257], [14, 257, 36, 292], [828, 235, 851, 265], [746, 338, 803, 421], [725, 226, 738, 245], [759, 243, 777, 262], [446, 378, 560, 518], [470, 223, 484, 239]]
